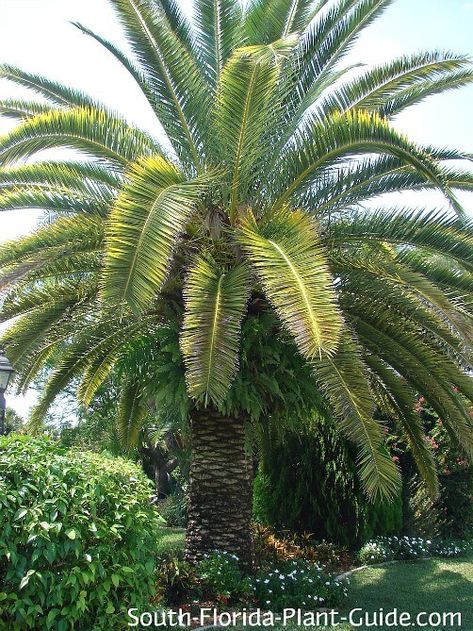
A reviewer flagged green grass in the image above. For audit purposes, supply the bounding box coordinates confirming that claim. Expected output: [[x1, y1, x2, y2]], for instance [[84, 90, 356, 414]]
[[292, 554, 473, 630], [233, 555, 472, 631], [155, 526, 185, 560]]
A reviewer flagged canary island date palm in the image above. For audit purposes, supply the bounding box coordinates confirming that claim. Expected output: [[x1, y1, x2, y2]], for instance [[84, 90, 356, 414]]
[[1, 0, 473, 568]]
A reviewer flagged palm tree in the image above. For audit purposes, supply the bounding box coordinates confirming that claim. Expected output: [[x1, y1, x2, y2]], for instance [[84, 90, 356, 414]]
[[1, 0, 473, 569]]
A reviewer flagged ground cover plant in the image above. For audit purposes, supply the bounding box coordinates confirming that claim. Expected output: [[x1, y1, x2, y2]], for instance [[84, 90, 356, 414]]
[[1, 0, 473, 572]]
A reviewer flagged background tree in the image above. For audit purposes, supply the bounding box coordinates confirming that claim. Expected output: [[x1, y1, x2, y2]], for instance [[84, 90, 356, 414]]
[[1, 0, 473, 568]]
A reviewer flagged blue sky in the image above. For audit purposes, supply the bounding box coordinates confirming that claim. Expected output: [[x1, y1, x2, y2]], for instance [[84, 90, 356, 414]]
[[0, 0, 472, 416]]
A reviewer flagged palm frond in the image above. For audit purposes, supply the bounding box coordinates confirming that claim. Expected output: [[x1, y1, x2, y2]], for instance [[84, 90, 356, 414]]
[[109, 0, 210, 169], [238, 207, 343, 358], [0, 187, 109, 217], [314, 334, 402, 500], [181, 255, 250, 406], [0, 161, 123, 193], [0, 64, 105, 109], [0, 215, 104, 274], [215, 40, 296, 216], [244, 0, 314, 44], [380, 69, 473, 117], [353, 317, 473, 459], [0, 100, 58, 120], [366, 354, 439, 498], [102, 155, 209, 312], [270, 110, 453, 209], [72, 21, 160, 118], [329, 206, 473, 272], [0, 107, 160, 167], [116, 378, 148, 450], [194, 0, 243, 86], [297, 0, 393, 96], [316, 51, 472, 117]]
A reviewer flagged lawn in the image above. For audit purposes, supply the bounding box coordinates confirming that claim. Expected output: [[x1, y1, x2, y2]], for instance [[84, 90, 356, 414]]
[[155, 526, 186, 559], [307, 554, 473, 631]]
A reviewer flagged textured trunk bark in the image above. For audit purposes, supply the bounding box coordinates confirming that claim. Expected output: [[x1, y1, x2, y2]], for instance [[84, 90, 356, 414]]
[[185, 409, 254, 571]]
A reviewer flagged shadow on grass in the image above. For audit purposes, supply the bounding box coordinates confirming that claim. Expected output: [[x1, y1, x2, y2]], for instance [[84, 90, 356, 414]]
[[341, 556, 472, 630]]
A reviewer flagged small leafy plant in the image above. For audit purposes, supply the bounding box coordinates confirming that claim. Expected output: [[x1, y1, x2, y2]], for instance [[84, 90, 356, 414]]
[[0, 435, 163, 630], [196, 551, 252, 602], [155, 556, 197, 605]]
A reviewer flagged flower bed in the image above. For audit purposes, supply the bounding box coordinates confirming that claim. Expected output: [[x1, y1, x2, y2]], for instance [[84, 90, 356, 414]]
[[359, 536, 472, 565]]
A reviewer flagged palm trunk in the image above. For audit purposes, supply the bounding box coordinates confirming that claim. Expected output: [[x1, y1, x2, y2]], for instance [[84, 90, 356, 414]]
[[185, 409, 254, 571]]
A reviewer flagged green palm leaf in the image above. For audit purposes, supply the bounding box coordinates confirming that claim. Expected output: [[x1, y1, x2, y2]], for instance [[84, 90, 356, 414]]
[[245, 0, 314, 44], [215, 40, 296, 217], [181, 255, 250, 406], [102, 155, 209, 312], [314, 335, 402, 500], [194, 0, 242, 86], [366, 354, 439, 498], [270, 110, 452, 208], [109, 0, 209, 168], [0, 107, 159, 167], [238, 207, 343, 359], [0, 64, 104, 109], [0, 100, 57, 120], [317, 51, 472, 117], [116, 378, 148, 450]]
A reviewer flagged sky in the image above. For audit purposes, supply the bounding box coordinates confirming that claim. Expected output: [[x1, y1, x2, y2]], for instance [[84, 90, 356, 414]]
[[0, 0, 473, 417]]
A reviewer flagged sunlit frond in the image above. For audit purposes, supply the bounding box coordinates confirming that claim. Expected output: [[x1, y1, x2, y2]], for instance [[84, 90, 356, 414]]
[[102, 155, 209, 312], [239, 207, 343, 358], [314, 335, 402, 500], [0, 107, 160, 167], [181, 255, 250, 406]]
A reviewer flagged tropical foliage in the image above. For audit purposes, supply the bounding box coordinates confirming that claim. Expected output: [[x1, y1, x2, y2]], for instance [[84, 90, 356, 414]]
[[1, 0, 473, 559]]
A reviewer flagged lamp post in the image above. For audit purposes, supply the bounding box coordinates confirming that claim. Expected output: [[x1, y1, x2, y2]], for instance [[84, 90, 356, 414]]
[[0, 350, 15, 436]]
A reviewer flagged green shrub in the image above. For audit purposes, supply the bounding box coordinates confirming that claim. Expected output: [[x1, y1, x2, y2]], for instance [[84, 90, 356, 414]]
[[157, 490, 187, 528], [253, 417, 402, 548], [197, 551, 252, 602], [358, 540, 394, 565], [251, 559, 349, 611], [155, 557, 197, 605], [0, 435, 163, 630]]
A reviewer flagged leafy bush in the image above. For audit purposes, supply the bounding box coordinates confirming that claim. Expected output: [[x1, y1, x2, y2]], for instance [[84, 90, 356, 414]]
[[431, 539, 472, 558], [358, 540, 394, 565], [359, 536, 472, 565], [251, 559, 349, 611], [0, 435, 163, 630], [253, 417, 402, 548], [197, 551, 251, 602]]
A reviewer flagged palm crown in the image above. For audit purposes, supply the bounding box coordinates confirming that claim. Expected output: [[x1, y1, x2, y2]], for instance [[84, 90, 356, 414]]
[[1, 0, 473, 502]]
